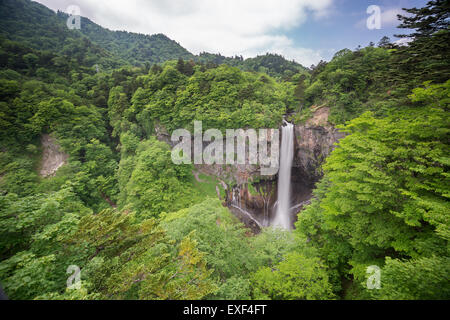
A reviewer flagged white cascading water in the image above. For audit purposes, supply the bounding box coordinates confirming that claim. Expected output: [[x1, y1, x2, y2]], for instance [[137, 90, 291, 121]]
[[272, 121, 294, 230], [230, 187, 263, 229]]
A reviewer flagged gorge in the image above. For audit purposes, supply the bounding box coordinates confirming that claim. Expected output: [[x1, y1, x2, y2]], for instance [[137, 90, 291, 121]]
[[218, 107, 345, 232]]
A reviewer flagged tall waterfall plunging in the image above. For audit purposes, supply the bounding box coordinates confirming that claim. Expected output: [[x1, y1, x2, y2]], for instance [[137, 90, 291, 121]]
[[273, 121, 294, 230]]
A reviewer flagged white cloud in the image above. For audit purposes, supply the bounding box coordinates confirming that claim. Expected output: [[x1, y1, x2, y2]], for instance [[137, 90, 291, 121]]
[[355, 6, 406, 30], [381, 8, 405, 27], [35, 0, 333, 66], [393, 37, 412, 46], [241, 35, 326, 67]]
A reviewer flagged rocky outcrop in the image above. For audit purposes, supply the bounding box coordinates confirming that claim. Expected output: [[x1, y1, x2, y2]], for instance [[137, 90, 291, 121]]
[[154, 122, 172, 146], [39, 134, 68, 177], [293, 107, 345, 184]]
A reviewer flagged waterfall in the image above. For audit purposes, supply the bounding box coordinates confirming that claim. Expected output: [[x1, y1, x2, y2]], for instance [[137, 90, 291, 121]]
[[230, 204, 263, 229], [231, 187, 241, 207], [273, 121, 294, 230]]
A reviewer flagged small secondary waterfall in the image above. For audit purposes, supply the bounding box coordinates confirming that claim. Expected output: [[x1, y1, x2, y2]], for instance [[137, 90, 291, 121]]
[[273, 121, 294, 230], [230, 187, 263, 229]]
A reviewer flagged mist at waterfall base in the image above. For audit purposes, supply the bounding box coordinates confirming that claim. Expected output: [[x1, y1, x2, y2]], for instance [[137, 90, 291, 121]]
[[272, 121, 294, 230]]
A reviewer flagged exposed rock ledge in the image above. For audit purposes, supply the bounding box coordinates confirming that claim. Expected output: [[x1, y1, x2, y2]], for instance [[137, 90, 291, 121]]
[[293, 107, 346, 184], [39, 134, 68, 177]]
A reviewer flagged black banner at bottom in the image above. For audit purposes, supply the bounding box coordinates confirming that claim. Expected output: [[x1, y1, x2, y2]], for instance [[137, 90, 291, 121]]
[[0, 300, 445, 318]]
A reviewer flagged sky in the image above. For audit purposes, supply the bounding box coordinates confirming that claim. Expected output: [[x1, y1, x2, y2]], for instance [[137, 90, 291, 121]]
[[34, 0, 428, 67]]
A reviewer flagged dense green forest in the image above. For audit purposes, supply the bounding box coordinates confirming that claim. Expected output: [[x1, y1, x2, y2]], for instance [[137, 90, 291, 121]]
[[0, 0, 448, 300]]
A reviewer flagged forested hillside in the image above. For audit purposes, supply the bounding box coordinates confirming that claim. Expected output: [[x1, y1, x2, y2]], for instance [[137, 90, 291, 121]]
[[0, 0, 193, 69], [0, 0, 304, 75], [0, 0, 448, 300], [196, 52, 307, 78]]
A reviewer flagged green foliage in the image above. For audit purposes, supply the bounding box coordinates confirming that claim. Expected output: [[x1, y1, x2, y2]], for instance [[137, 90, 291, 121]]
[[0, 186, 91, 299], [370, 256, 450, 300], [64, 209, 216, 300], [107, 233, 217, 300], [249, 228, 298, 269], [0, 252, 57, 300], [191, 173, 226, 199], [161, 199, 305, 299], [251, 252, 334, 300], [75, 18, 194, 67], [298, 0, 449, 126], [295, 81, 450, 299], [196, 53, 306, 79], [394, 0, 450, 85], [130, 63, 292, 133], [0, 0, 193, 70], [0, 186, 90, 257], [162, 199, 254, 280], [0, 0, 448, 302], [120, 138, 200, 219], [302, 46, 393, 124]]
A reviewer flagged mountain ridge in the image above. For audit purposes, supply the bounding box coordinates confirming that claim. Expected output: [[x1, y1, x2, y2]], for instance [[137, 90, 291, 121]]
[[0, 0, 306, 76]]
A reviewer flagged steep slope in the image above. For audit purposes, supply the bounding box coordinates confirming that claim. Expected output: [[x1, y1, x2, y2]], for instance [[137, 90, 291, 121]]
[[0, 0, 306, 75], [0, 0, 193, 68], [56, 12, 195, 65], [0, 0, 76, 52]]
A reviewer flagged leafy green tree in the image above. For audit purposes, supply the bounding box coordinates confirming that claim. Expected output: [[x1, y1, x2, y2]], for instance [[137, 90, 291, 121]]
[[162, 199, 258, 299], [0, 186, 92, 299], [0, 252, 57, 300], [393, 0, 450, 85], [108, 86, 129, 138], [295, 81, 449, 299], [251, 253, 334, 300], [23, 53, 38, 69], [370, 256, 450, 300], [122, 138, 199, 218], [162, 198, 255, 280], [67, 209, 216, 300], [377, 36, 392, 48]]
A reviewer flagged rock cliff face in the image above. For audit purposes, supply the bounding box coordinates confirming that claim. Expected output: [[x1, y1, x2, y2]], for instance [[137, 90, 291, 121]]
[[293, 107, 346, 184], [39, 134, 69, 177], [222, 107, 345, 230]]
